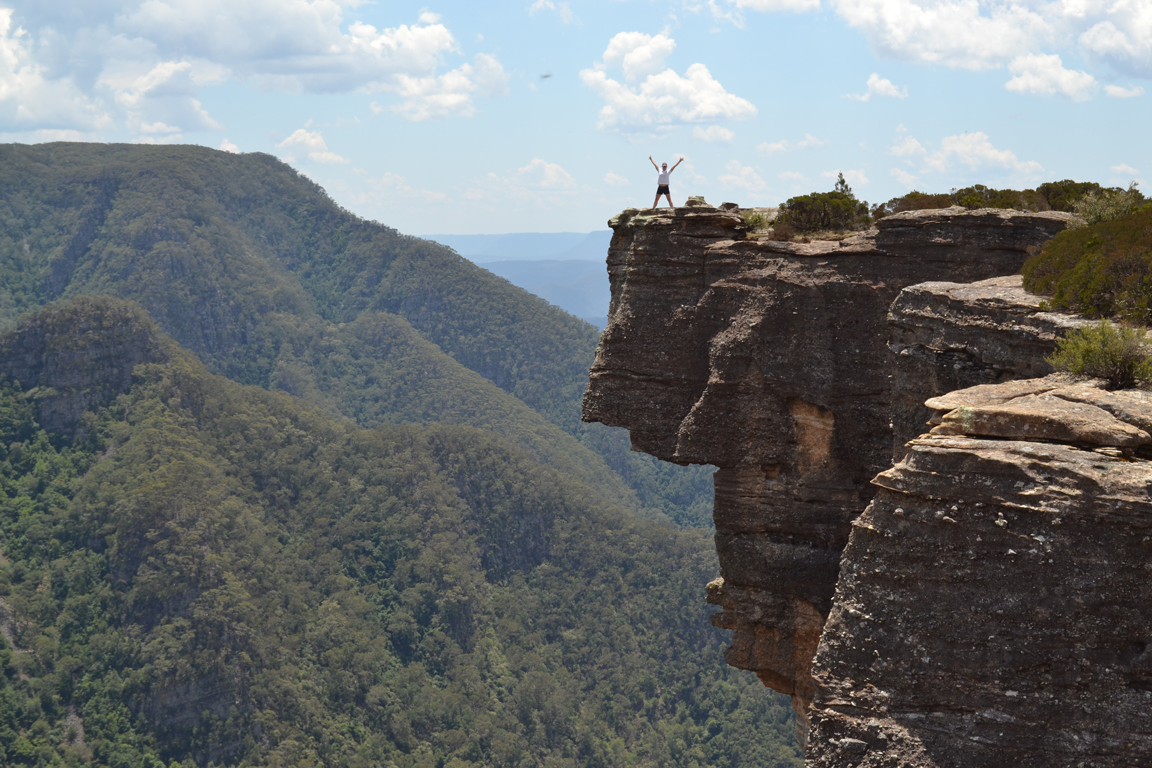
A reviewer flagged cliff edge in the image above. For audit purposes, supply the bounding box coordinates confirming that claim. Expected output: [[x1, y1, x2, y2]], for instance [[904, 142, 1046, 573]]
[[582, 201, 1077, 730]]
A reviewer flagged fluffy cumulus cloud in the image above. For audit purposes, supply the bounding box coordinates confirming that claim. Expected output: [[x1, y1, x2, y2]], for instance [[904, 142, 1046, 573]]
[[723, 0, 1152, 100], [463, 158, 583, 209], [604, 171, 630, 186], [0, 2, 507, 134], [0, 9, 110, 131], [1079, 3, 1152, 78], [719, 160, 767, 191], [278, 127, 348, 164], [890, 131, 1043, 176], [580, 32, 756, 134], [1105, 84, 1145, 98], [1005, 53, 1096, 100], [692, 125, 735, 142], [846, 73, 908, 101]]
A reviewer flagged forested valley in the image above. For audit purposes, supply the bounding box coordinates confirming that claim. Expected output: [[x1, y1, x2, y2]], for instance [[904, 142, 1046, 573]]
[[0, 144, 802, 767]]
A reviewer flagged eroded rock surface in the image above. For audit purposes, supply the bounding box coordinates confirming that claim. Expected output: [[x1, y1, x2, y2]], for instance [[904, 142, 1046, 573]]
[[889, 274, 1089, 457], [809, 378, 1152, 767], [582, 202, 1077, 724]]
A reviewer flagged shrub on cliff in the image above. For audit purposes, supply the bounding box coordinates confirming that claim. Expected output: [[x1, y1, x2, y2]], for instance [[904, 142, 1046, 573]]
[[776, 173, 870, 233], [871, 180, 1128, 219], [1047, 320, 1152, 389], [1022, 204, 1152, 321], [1071, 183, 1144, 226]]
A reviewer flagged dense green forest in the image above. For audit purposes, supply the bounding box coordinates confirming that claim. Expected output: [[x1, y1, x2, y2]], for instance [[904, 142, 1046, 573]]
[[0, 145, 791, 766], [0, 142, 713, 529], [0, 298, 801, 767]]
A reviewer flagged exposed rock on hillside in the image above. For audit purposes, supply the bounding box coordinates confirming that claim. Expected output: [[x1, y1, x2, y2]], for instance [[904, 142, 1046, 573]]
[[582, 202, 1077, 724], [809, 378, 1152, 767], [0, 296, 169, 437]]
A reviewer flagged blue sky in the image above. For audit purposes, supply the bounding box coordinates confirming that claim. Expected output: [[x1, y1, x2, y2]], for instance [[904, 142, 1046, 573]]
[[1, 0, 1149, 233]]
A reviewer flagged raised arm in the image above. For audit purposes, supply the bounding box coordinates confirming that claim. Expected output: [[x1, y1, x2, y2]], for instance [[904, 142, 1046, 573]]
[[649, 155, 660, 171], [669, 156, 685, 173]]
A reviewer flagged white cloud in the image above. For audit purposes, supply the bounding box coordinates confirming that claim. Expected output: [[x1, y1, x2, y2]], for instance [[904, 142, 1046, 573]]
[[692, 125, 735, 142], [1004, 53, 1096, 100], [1105, 84, 1145, 98], [829, 0, 1053, 70], [219, 138, 240, 153], [890, 167, 918, 186], [757, 133, 826, 154], [1, 4, 508, 132], [389, 54, 509, 121], [463, 158, 583, 210], [1079, 6, 1152, 78], [890, 131, 1043, 176], [846, 72, 908, 101], [604, 172, 630, 186], [107, 60, 223, 133], [0, 9, 110, 131], [778, 171, 805, 180], [598, 32, 678, 83], [278, 128, 349, 164], [1111, 163, 1139, 176], [727, 0, 1152, 94], [581, 33, 756, 133], [719, 160, 767, 191], [529, 0, 575, 24], [822, 168, 869, 186]]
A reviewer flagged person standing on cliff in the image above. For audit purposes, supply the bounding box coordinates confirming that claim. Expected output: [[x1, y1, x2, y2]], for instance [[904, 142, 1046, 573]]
[[650, 155, 684, 208]]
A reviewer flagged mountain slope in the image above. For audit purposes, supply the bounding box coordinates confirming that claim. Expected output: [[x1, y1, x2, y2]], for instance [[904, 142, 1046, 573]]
[[0, 298, 799, 767], [0, 142, 713, 525]]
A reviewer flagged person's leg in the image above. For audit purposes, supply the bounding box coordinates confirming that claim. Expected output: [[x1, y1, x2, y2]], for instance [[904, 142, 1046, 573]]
[[652, 194, 660, 209], [663, 193, 674, 207]]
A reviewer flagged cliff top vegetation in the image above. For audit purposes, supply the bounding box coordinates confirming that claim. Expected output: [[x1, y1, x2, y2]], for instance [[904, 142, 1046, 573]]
[[1022, 196, 1152, 322]]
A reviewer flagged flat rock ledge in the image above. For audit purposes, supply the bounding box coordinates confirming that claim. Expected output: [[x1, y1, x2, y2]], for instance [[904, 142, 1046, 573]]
[[808, 376, 1152, 767]]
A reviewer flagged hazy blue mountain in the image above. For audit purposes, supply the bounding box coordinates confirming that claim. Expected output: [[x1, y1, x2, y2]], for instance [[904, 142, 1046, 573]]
[[477, 258, 610, 328], [425, 230, 612, 262]]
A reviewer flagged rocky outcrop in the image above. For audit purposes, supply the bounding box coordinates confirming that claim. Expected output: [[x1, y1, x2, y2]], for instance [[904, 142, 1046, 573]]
[[889, 274, 1089, 458], [0, 296, 170, 438], [582, 202, 1077, 726], [809, 377, 1152, 767]]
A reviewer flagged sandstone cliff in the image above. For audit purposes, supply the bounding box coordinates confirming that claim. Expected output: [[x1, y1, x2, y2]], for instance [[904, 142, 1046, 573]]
[[582, 202, 1078, 730], [809, 377, 1152, 767]]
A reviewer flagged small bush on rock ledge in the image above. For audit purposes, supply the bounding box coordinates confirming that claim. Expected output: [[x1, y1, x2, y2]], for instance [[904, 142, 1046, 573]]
[[1047, 320, 1152, 389]]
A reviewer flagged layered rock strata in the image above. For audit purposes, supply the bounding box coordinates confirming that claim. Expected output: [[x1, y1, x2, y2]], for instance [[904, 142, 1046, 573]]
[[809, 377, 1152, 767], [582, 202, 1077, 723], [888, 274, 1089, 459]]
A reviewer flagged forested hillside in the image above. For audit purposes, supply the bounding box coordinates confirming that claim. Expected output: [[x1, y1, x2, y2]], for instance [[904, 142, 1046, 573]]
[[0, 142, 712, 527], [0, 298, 800, 767]]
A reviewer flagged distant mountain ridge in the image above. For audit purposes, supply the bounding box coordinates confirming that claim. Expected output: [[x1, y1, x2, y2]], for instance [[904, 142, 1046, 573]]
[[0, 142, 713, 527], [475, 258, 611, 329]]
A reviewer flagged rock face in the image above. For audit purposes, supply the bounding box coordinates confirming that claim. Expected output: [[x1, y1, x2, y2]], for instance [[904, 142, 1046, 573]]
[[581, 202, 1077, 726], [809, 378, 1152, 767], [888, 274, 1089, 459]]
